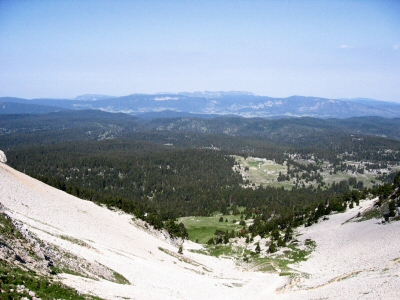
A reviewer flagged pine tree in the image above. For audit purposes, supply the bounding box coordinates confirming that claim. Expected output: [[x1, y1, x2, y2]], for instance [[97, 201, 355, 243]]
[[255, 242, 261, 254], [268, 241, 277, 253], [284, 226, 293, 242]]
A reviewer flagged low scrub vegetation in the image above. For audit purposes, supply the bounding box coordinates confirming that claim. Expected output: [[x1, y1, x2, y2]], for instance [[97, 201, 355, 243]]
[[0, 260, 103, 300]]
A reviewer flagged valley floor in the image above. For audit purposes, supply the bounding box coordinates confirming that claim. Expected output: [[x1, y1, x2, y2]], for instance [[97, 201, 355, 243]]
[[282, 198, 400, 299], [1, 162, 399, 299]]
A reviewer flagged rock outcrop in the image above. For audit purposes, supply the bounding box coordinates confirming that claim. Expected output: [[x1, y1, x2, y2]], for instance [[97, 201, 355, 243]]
[[0, 150, 6, 163]]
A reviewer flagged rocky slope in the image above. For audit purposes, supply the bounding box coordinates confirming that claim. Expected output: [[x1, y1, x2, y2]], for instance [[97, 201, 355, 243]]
[[1, 160, 399, 299]]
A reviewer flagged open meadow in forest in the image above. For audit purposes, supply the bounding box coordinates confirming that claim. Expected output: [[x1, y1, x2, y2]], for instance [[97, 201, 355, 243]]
[[233, 155, 400, 190], [179, 213, 248, 244], [232, 155, 289, 188]]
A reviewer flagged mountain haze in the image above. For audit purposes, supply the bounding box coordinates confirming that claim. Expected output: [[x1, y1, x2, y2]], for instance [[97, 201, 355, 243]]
[[2, 92, 399, 118]]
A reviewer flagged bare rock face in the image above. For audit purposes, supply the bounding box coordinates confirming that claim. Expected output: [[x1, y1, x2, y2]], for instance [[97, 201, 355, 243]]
[[0, 150, 6, 163]]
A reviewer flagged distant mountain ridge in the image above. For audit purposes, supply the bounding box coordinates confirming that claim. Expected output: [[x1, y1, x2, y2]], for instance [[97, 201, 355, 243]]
[[1, 92, 399, 118], [75, 94, 117, 101], [0, 100, 69, 115]]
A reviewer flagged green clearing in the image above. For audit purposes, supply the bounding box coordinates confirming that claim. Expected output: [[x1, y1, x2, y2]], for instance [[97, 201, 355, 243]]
[[233, 155, 395, 190], [179, 214, 247, 244], [190, 238, 316, 277], [321, 170, 382, 188], [242, 239, 315, 274], [203, 244, 245, 258], [232, 155, 287, 188], [180, 206, 316, 277]]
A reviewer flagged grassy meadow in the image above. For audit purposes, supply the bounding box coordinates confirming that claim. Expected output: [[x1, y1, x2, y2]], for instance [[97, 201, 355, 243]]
[[179, 213, 248, 244]]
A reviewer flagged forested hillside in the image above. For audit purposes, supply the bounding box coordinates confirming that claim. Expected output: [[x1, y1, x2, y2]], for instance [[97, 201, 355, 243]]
[[1, 110, 400, 237], [6, 141, 242, 218]]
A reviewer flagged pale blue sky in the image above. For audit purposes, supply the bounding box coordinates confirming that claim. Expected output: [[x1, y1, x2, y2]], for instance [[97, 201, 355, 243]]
[[1, 0, 399, 102]]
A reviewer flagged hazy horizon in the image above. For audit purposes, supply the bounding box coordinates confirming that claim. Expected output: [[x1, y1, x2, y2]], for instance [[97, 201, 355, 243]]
[[2, 92, 400, 105]]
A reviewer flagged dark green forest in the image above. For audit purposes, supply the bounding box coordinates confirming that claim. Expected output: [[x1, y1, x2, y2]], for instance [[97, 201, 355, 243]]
[[1, 110, 400, 238]]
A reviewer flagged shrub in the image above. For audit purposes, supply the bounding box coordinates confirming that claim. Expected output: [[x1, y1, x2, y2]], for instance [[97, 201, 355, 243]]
[[268, 242, 277, 253], [255, 242, 261, 254]]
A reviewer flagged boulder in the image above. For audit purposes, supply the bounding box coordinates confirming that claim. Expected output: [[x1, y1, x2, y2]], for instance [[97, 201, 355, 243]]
[[0, 150, 6, 163]]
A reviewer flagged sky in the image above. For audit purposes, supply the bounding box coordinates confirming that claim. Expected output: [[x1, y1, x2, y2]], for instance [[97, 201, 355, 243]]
[[1, 0, 399, 102]]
